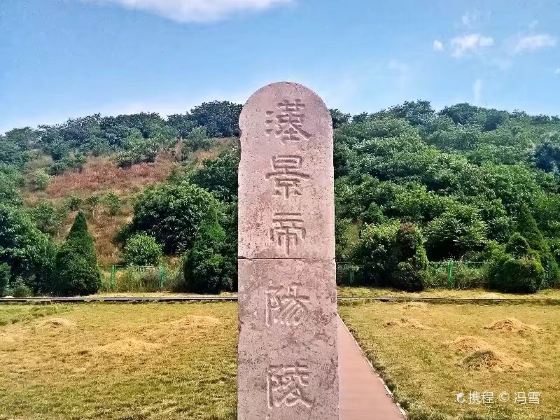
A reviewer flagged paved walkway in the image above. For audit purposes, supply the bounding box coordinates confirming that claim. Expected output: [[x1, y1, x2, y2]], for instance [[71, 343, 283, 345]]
[[338, 316, 405, 419]]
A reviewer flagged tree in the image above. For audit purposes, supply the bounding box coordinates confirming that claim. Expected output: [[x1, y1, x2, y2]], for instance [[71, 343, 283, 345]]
[[0, 204, 55, 292], [424, 205, 487, 260], [330, 109, 351, 129], [123, 234, 162, 266], [354, 221, 427, 291], [127, 181, 224, 254], [0, 263, 10, 296], [182, 219, 234, 294], [188, 149, 239, 202], [52, 212, 100, 295], [28, 202, 67, 236], [188, 101, 242, 137]]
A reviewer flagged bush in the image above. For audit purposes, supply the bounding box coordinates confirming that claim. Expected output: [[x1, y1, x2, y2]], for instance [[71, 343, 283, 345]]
[[8, 277, 33, 297], [52, 212, 100, 295], [183, 126, 212, 152], [110, 267, 162, 293], [354, 222, 427, 291], [123, 234, 162, 266], [182, 220, 234, 294], [127, 181, 224, 254], [31, 169, 51, 191], [489, 256, 544, 293], [487, 234, 546, 293]]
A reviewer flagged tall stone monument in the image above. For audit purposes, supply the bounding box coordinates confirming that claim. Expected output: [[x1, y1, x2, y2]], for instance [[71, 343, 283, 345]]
[[238, 82, 338, 419]]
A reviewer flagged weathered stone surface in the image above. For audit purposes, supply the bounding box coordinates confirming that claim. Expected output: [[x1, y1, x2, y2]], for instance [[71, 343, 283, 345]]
[[238, 82, 338, 419], [238, 259, 338, 420], [238, 82, 335, 260]]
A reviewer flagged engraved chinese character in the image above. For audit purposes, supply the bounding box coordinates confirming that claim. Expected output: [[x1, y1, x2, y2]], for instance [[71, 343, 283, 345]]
[[266, 283, 310, 327], [266, 99, 311, 144], [267, 362, 312, 409], [270, 212, 306, 255], [265, 155, 310, 198]]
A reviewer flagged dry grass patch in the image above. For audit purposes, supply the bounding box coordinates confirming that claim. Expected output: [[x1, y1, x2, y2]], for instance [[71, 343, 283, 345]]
[[0, 303, 237, 419], [339, 301, 560, 419]]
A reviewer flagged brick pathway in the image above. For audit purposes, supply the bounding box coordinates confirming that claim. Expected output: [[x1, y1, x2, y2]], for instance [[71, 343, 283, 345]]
[[338, 316, 405, 419]]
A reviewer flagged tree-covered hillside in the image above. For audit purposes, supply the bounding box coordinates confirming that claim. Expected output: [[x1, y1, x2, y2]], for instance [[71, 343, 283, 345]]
[[1, 100, 560, 295]]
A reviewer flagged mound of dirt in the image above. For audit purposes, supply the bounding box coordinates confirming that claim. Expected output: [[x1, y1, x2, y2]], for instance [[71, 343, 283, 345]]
[[448, 336, 492, 354], [461, 349, 532, 372], [384, 317, 430, 330], [38, 318, 76, 329], [484, 318, 540, 333], [95, 338, 161, 356]]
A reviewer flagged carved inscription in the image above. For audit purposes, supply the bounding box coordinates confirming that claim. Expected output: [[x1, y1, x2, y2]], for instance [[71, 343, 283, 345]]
[[267, 361, 312, 409], [265, 155, 310, 198], [265, 283, 310, 327], [266, 99, 311, 144], [270, 212, 306, 255]]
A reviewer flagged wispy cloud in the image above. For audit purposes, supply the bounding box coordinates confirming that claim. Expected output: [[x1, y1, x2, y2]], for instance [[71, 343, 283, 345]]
[[514, 34, 557, 53], [461, 11, 479, 28], [433, 40, 444, 52], [85, 0, 293, 22], [450, 33, 494, 58], [555, 68, 560, 76], [473, 79, 483, 104]]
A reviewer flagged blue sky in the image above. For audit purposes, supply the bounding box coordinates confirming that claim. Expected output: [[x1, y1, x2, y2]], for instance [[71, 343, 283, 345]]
[[1, 0, 559, 133]]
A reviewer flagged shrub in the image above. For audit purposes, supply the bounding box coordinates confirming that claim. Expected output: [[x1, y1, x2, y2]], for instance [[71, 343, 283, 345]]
[[127, 181, 224, 254], [489, 256, 544, 293], [103, 192, 122, 216], [123, 234, 162, 266], [183, 126, 212, 152], [487, 234, 546, 293], [31, 169, 51, 191], [52, 212, 100, 295], [354, 222, 427, 291], [8, 277, 33, 297], [182, 220, 234, 294]]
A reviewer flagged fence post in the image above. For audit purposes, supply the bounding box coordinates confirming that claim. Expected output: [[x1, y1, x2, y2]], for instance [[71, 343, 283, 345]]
[[447, 260, 454, 288]]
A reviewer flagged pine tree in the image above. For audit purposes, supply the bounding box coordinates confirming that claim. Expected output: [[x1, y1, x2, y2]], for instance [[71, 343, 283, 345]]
[[52, 211, 100, 295]]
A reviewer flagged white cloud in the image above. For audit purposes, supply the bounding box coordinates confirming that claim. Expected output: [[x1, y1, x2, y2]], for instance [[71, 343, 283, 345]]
[[461, 11, 479, 28], [514, 34, 557, 53], [450, 33, 494, 58], [555, 68, 560, 75], [86, 0, 293, 22], [433, 40, 444, 52], [473, 79, 483, 104]]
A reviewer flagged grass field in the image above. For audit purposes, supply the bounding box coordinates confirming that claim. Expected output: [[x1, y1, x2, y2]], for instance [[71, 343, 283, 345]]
[[0, 303, 237, 419], [1, 300, 559, 419], [339, 301, 560, 420]]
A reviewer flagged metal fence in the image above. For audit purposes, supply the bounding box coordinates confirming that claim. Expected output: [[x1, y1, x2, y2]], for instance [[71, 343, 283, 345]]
[[336, 260, 487, 289], [105, 265, 169, 292]]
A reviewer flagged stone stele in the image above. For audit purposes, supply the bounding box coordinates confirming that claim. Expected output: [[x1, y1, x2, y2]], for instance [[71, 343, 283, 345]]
[[237, 82, 338, 420]]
